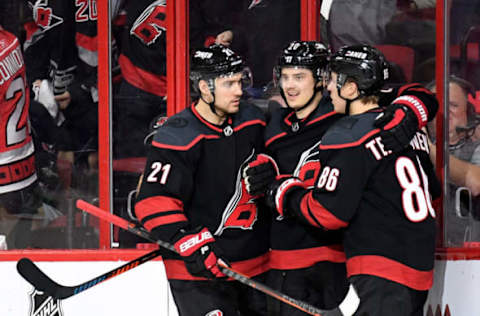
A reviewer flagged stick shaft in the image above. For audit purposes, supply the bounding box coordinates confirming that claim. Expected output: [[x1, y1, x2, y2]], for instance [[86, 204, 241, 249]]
[[76, 199, 327, 316]]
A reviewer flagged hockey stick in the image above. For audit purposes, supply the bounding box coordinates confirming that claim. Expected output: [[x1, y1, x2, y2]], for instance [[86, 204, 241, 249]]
[[17, 248, 163, 299], [75, 199, 331, 316]]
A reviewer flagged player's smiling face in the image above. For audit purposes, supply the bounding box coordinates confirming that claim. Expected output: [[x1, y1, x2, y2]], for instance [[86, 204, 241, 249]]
[[280, 67, 316, 110], [327, 72, 347, 114], [213, 72, 243, 115]]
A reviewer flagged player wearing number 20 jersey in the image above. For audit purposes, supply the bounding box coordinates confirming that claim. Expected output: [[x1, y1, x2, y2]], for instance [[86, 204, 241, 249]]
[[0, 29, 37, 194]]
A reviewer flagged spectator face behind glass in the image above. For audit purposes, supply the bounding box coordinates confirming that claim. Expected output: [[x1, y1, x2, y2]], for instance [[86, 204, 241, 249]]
[[448, 82, 470, 144], [279, 67, 318, 110], [430, 81, 470, 145]]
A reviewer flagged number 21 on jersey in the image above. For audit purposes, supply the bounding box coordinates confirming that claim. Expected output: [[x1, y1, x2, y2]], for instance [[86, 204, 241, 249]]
[[146, 162, 171, 184]]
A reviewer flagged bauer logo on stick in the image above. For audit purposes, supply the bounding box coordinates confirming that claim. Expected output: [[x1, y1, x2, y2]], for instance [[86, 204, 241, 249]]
[[29, 289, 63, 316]]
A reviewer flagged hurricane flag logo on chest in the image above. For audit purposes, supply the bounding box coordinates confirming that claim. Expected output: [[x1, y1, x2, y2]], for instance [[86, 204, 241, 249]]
[[214, 150, 258, 236], [29, 289, 63, 316]]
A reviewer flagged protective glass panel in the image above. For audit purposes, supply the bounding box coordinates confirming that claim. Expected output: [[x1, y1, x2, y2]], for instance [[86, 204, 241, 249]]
[[111, 1, 303, 248], [0, 0, 100, 249], [442, 0, 480, 247]]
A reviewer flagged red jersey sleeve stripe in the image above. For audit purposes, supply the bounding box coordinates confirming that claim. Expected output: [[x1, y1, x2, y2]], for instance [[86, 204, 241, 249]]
[[346, 255, 433, 290], [301, 192, 348, 230], [269, 245, 346, 270], [118, 54, 167, 96], [135, 196, 184, 221], [76, 32, 97, 52], [299, 193, 322, 228], [144, 214, 188, 231], [163, 253, 270, 280]]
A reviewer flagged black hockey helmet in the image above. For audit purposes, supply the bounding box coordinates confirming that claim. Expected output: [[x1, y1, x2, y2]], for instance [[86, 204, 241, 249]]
[[329, 44, 389, 96], [274, 41, 329, 84], [190, 44, 251, 93]]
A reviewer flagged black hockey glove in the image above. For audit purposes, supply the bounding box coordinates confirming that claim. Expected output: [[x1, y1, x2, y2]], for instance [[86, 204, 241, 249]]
[[265, 176, 306, 217], [375, 97, 427, 152], [243, 154, 279, 196], [173, 227, 226, 279]]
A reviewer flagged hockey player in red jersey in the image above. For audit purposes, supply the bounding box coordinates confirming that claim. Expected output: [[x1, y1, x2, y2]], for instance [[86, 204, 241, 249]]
[[135, 44, 269, 315], [264, 45, 441, 316], [0, 27, 42, 248]]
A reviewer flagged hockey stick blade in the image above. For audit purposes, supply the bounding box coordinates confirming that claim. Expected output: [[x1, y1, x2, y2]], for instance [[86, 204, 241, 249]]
[[17, 249, 162, 299], [76, 199, 336, 316]]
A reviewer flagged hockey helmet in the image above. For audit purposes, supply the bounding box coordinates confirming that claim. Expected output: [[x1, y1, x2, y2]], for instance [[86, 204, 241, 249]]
[[329, 45, 389, 96], [190, 44, 251, 93], [274, 41, 329, 84]]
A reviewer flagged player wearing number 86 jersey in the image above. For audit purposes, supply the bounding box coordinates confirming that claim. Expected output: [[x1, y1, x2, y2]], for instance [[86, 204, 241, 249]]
[[269, 45, 441, 315]]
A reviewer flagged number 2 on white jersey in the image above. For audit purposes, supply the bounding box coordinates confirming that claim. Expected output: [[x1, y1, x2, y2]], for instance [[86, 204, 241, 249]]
[[5, 76, 28, 146]]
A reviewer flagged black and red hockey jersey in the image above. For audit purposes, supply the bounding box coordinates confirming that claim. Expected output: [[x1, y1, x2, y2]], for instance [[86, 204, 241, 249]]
[[285, 109, 440, 291], [265, 97, 345, 270], [24, 0, 98, 96], [23, 0, 77, 90], [0, 29, 37, 194], [119, 0, 166, 97], [135, 102, 270, 280]]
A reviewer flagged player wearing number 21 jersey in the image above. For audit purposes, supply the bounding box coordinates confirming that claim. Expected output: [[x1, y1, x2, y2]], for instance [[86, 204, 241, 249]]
[[0, 28, 36, 194], [135, 45, 269, 315]]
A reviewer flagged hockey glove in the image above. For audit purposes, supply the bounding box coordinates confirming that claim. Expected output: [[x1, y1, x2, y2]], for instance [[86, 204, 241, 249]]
[[243, 154, 280, 196], [173, 227, 226, 279], [265, 176, 306, 217], [375, 96, 427, 152]]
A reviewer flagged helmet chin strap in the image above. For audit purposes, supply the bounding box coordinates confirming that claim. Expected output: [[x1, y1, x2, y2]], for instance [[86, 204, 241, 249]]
[[281, 84, 323, 113], [201, 79, 227, 119], [337, 87, 361, 115]]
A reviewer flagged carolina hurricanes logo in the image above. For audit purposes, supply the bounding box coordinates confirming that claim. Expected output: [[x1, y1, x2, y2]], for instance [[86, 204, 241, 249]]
[[293, 140, 322, 187], [31, 0, 64, 31], [131, 0, 166, 46], [214, 150, 258, 236]]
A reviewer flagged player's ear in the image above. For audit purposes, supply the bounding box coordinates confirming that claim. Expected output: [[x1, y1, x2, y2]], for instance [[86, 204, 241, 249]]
[[198, 79, 210, 95], [344, 81, 359, 99]]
